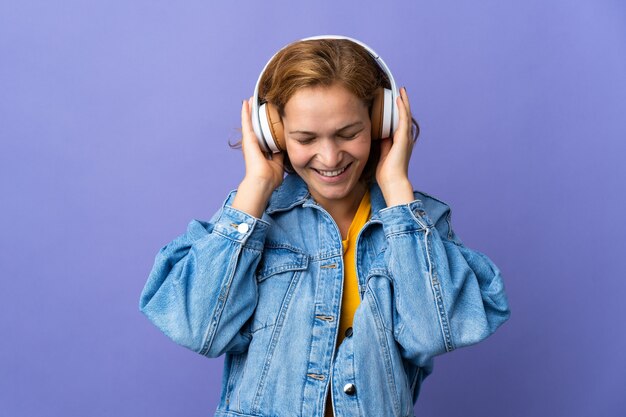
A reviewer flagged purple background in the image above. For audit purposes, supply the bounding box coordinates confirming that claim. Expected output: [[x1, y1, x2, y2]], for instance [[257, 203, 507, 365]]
[[1, 1, 625, 416]]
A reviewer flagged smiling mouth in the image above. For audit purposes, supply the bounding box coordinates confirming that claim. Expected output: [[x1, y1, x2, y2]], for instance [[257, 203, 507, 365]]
[[313, 163, 351, 178]]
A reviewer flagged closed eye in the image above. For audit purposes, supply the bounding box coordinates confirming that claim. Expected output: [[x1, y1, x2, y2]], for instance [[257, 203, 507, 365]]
[[337, 129, 362, 140], [293, 137, 315, 145], [339, 133, 357, 139]]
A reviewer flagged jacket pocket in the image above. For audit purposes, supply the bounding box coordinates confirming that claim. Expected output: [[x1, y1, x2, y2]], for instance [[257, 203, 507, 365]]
[[256, 245, 309, 282], [251, 245, 309, 333]]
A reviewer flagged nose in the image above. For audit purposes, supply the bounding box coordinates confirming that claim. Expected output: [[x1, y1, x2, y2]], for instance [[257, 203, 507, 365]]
[[316, 138, 342, 168]]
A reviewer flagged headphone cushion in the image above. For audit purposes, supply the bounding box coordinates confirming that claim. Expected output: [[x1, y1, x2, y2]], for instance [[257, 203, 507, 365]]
[[265, 103, 285, 150], [258, 102, 285, 152]]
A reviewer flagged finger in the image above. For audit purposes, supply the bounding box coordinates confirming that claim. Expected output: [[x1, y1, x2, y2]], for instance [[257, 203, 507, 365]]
[[241, 98, 264, 158], [398, 89, 413, 134], [395, 96, 410, 141], [396, 93, 408, 124], [400, 87, 411, 117], [241, 97, 256, 137]]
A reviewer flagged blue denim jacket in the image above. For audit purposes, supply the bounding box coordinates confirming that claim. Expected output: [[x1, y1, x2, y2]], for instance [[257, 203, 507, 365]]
[[140, 174, 510, 417]]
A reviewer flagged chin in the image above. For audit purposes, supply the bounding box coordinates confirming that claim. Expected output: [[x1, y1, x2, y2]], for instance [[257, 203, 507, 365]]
[[310, 179, 364, 205]]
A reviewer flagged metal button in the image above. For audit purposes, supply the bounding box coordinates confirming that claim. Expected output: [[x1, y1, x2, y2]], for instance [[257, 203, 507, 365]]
[[237, 223, 249, 234], [343, 383, 356, 395], [344, 327, 353, 338]]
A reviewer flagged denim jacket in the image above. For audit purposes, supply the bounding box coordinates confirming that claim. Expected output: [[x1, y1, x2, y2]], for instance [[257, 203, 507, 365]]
[[140, 174, 510, 417]]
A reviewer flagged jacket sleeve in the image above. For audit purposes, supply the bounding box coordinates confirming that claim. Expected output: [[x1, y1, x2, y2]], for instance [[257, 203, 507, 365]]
[[378, 195, 510, 367], [139, 193, 270, 358]]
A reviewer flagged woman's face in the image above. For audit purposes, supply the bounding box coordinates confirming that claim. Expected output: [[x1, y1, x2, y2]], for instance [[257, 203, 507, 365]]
[[282, 83, 371, 212]]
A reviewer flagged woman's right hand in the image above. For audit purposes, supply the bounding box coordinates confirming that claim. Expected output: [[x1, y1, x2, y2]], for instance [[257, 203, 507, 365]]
[[231, 98, 284, 218]]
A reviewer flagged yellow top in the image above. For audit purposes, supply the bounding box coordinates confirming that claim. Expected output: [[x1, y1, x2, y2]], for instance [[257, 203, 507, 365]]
[[337, 190, 371, 346]]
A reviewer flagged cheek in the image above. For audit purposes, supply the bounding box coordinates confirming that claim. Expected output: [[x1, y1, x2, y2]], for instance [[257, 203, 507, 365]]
[[352, 138, 372, 161], [284, 143, 309, 169]]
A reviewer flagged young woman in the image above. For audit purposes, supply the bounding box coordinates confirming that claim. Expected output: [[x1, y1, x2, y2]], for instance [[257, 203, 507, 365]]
[[140, 36, 510, 417]]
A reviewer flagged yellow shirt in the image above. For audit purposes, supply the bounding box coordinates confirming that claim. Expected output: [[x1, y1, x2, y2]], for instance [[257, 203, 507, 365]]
[[325, 190, 371, 417]]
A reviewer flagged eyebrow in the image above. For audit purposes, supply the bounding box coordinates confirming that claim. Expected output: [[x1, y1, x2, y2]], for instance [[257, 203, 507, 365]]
[[288, 122, 364, 135]]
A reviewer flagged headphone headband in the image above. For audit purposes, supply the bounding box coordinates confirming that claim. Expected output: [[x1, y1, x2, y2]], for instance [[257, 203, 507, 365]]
[[251, 35, 399, 153]]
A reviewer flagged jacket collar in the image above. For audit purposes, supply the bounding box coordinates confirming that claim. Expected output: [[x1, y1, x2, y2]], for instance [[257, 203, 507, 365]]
[[265, 174, 310, 214], [266, 174, 388, 220]]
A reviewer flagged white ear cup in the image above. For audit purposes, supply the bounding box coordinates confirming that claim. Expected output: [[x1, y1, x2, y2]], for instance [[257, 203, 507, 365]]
[[258, 103, 281, 153], [381, 88, 394, 139], [390, 89, 399, 137]]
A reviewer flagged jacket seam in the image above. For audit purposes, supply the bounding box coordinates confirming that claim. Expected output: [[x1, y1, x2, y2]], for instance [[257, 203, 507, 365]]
[[213, 228, 265, 251], [366, 281, 402, 416], [424, 228, 454, 352], [251, 269, 303, 413], [225, 353, 244, 409], [351, 339, 365, 417], [199, 242, 245, 356]]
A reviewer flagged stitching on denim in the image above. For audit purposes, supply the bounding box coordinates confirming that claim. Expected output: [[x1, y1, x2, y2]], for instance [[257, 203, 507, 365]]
[[200, 241, 243, 357], [378, 200, 421, 214], [266, 194, 310, 214], [385, 227, 431, 242], [384, 207, 430, 237], [300, 310, 318, 417], [257, 259, 308, 282], [234, 354, 247, 412], [256, 248, 309, 282], [385, 228, 428, 239], [300, 216, 332, 416], [213, 228, 245, 243], [225, 353, 244, 409], [424, 228, 454, 352], [366, 281, 402, 416], [364, 276, 393, 334], [351, 341, 365, 417], [263, 241, 306, 254], [408, 206, 428, 230], [311, 251, 344, 261], [355, 218, 383, 297], [322, 367, 334, 417], [212, 228, 264, 252], [251, 270, 303, 413]]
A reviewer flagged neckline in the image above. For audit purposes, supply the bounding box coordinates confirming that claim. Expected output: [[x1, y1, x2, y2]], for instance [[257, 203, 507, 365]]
[[342, 190, 371, 252]]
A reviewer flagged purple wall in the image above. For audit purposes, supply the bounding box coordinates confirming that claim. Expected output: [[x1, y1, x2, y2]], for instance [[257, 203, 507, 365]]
[[1, 1, 625, 416]]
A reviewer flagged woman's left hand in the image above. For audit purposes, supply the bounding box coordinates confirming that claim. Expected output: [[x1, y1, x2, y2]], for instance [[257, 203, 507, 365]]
[[375, 87, 416, 206]]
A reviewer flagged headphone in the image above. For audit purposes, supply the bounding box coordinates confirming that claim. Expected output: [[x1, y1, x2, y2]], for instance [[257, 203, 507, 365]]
[[251, 35, 400, 153]]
